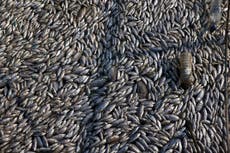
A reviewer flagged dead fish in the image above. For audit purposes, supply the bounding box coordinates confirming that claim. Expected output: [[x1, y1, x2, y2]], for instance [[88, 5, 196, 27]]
[[178, 52, 194, 89], [209, 0, 223, 32]]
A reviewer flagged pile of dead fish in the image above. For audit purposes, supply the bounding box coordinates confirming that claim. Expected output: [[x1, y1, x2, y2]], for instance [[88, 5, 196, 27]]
[[0, 0, 229, 152]]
